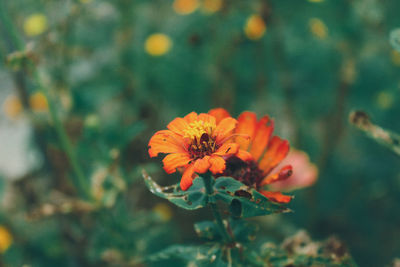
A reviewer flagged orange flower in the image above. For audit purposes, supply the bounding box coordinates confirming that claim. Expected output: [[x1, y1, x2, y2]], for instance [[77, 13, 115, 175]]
[[209, 109, 293, 203], [148, 111, 249, 190]]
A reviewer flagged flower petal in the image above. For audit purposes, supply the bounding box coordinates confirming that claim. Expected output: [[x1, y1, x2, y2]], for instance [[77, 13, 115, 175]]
[[260, 190, 292, 203], [214, 117, 237, 144], [235, 112, 258, 150], [183, 111, 198, 123], [236, 149, 253, 161], [167, 117, 190, 135], [260, 165, 293, 186], [250, 116, 274, 161], [180, 164, 195, 190], [162, 153, 192, 174], [193, 156, 211, 173], [209, 156, 226, 174], [259, 136, 289, 175], [198, 113, 217, 128], [213, 143, 239, 156], [208, 108, 231, 124], [148, 130, 186, 157]]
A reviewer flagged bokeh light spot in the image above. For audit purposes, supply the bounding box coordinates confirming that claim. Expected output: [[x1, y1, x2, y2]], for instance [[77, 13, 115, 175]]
[[145, 33, 172, 56], [23, 14, 48, 36], [202, 0, 223, 14], [173, 0, 199, 15], [244, 15, 266, 40], [309, 18, 328, 39], [3, 95, 22, 119], [0, 226, 13, 253]]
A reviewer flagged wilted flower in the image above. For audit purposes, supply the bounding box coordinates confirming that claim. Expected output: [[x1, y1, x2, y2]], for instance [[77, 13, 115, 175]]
[[148, 111, 249, 190], [209, 109, 293, 203], [270, 149, 318, 192]]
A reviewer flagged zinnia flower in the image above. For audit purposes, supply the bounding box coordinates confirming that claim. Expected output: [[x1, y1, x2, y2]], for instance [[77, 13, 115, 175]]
[[209, 109, 293, 203], [148, 111, 250, 190], [270, 149, 318, 192]]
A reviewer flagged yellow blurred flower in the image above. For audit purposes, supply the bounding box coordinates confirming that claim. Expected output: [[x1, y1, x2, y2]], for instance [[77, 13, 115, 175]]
[[173, 0, 199, 15], [145, 33, 172, 56], [23, 14, 48, 37], [0, 226, 13, 253], [80, 0, 93, 3], [201, 0, 223, 14], [308, 0, 324, 3], [376, 91, 394, 110], [309, 18, 328, 39], [152, 203, 172, 222], [29, 92, 48, 112], [244, 15, 266, 40], [391, 50, 400, 66], [3, 95, 22, 119]]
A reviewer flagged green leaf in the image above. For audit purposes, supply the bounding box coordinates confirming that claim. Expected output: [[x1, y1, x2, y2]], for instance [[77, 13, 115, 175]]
[[229, 218, 258, 243], [213, 177, 291, 218], [194, 219, 258, 244], [142, 170, 207, 210], [143, 172, 290, 215]]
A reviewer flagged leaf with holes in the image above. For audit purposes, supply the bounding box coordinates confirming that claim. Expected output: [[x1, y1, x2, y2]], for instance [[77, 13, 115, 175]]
[[142, 170, 207, 210], [194, 219, 258, 243], [213, 177, 291, 218]]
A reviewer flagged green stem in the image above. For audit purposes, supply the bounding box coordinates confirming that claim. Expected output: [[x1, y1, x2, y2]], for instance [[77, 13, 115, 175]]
[[202, 172, 232, 243], [0, 3, 91, 199], [0, 1, 23, 51]]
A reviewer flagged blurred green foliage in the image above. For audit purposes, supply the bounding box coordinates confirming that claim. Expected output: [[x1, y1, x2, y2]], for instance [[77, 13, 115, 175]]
[[0, 0, 399, 266]]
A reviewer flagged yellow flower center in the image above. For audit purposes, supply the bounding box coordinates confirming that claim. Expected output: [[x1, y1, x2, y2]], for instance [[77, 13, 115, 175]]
[[183, 120, 215, 141], [183, 120, 217, 159]]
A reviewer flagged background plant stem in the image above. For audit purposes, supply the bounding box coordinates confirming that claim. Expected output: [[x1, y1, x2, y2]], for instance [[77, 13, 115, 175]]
[[0, 2, 90, 199]]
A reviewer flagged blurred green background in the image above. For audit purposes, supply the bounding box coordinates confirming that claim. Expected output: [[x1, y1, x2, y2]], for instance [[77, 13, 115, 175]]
[[0, 0, 399, 266]]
